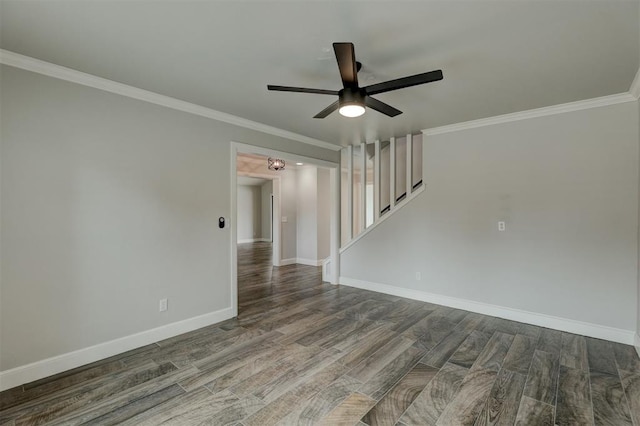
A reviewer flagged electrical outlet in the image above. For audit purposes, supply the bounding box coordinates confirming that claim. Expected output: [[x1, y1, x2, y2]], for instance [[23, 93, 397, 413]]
[[498, 221, 506, 231], [159, 298, 168, 312], [415, 272, 421, 281]]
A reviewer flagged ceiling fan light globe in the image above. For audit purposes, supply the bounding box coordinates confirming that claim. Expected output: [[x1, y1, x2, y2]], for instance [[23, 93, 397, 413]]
[[339, 104, 365, 118]]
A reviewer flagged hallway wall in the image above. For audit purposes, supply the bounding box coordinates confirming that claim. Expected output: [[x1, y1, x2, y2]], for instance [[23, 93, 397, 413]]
[[237, 184, 262, 242], [261, 181, 272, 241]]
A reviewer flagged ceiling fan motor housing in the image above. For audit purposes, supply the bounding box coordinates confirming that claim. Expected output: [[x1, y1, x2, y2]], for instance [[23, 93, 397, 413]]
[[339, 87, 366, 108]]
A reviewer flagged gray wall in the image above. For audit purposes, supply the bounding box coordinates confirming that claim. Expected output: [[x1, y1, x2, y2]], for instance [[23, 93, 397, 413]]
[[261, 181, 272, 241], [296, 166, 318, 261], [341, 101, 639, 331], [340, 150, 350, 246], [237, 185, 261, 241], [317, 168, 331, 260], [295, 166, 331, 263], [0, 65, 337, 371], [280, 168, 298, 261]]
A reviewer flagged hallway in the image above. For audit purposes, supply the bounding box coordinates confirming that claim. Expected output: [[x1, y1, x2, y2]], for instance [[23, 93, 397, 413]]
[[237, 241, 326, 314]]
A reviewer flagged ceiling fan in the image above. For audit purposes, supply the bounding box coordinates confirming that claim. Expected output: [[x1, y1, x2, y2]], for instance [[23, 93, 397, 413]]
[[267, 42, 443, 119]]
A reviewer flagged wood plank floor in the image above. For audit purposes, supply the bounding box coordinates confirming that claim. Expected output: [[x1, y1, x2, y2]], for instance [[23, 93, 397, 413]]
[[2, 241, 639, 425]]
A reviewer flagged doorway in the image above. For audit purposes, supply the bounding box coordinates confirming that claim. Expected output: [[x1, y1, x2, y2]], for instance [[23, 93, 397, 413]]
[[230, 142, 340, 317], [235, 171, 280, 267]]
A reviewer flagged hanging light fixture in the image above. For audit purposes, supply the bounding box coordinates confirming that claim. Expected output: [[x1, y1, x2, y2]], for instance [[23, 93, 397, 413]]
[[338, 88, 365, 118], [268, 157, 285, 171]]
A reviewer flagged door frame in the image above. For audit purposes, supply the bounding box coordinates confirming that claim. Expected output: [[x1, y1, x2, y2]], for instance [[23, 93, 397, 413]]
[[230, 142, 340, 317]]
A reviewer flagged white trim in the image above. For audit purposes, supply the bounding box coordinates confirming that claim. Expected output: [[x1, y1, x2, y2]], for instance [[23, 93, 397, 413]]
[[389, 137, 396, 213], [0, 49, 340, 152], [0, 307, 233, 391], [406, 133, 412, 203], [346, 145, 353, 242], [230, 147, 239, 317], [630, 67, 640, 99], [321, 257, 338, 284], [329, 167, 340, 284], [360, 143, 366, 233], [635, 333, 640, 359], [373, 140, 380, 222], [339, 277, 636, 345], [278, 258, 324, 267], [237, 238, 270, 244], [423, 93, 636, 136], [322, 258, 331, 283], [340, 184, 425, 254], [296, 258, 324, 267], [232, 142, 337, 170]]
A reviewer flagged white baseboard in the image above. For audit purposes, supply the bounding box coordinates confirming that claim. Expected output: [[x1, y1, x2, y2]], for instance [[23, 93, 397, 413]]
[[339, 277, 636, 345], [279, 258, 323, 267], [295, 258, 323, 267], [238, 238, 270, 244], [635, 333, 640, 359], [0, 307, 234, 391], [322, 258, 332, 283]]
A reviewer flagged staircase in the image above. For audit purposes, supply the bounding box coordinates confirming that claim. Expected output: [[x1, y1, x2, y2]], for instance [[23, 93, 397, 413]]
[[340, 133, 424, 250], [322, 133, 424, 282]]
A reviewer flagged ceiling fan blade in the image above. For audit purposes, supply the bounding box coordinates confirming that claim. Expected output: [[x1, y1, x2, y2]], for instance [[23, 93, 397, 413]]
[[365, 96, 402, 117], [267, 85, 339, 95], [364, 70, 443, 96], [333, 42, 358, 88], [313, 100, 340, 119]]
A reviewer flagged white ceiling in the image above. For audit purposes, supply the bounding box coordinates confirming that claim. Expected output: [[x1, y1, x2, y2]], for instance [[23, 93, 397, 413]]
[[1, 1, 638, 148]]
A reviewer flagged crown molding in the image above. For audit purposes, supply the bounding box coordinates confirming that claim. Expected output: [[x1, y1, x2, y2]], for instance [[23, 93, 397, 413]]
[[423, 92, 636, 136], [0, 49, 341, 152], [3, 49, 638, 149]]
